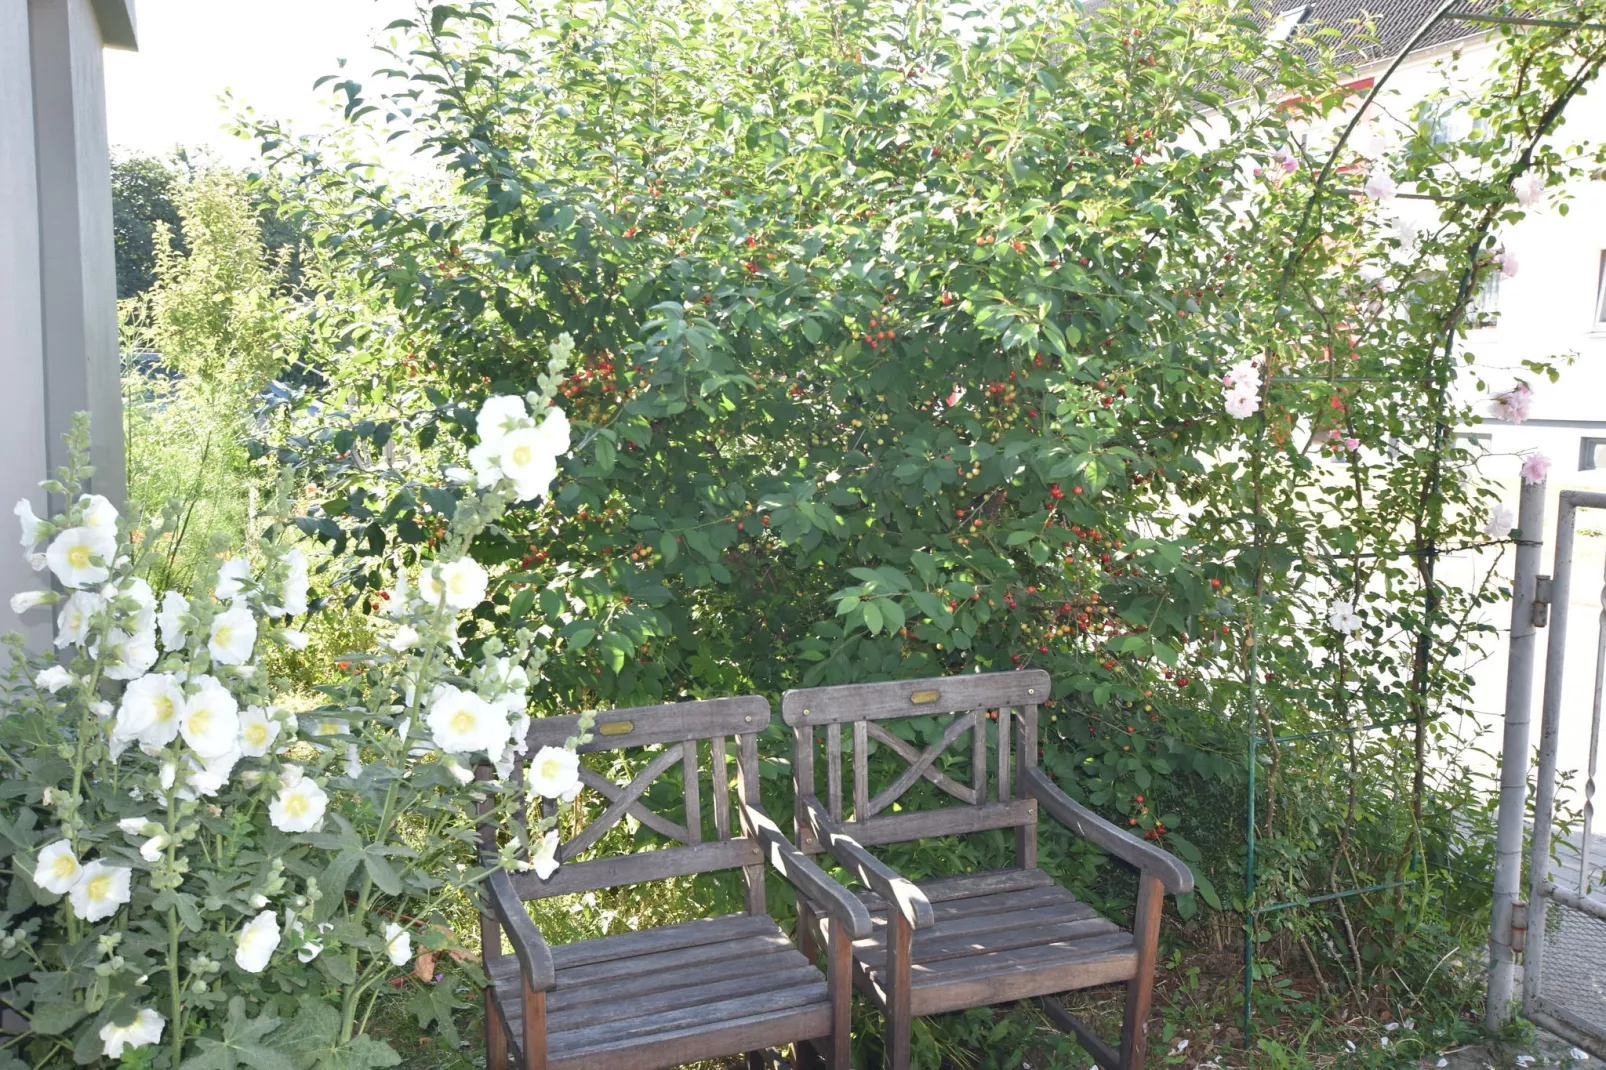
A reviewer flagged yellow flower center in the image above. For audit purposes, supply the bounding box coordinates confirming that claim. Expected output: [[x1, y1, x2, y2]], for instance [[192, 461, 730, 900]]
[[51, 856, 78, 881], [510, 444, 533, 467], [447, 572, 468, 594], [244, 723, 268, 747], [188, 709, 211, 737], [284, 792, 308, 818], [214, 624, 233, 647], [152, 695, 175, 723], [539, 758, 563, 781], [85, 873, 112, 902], [67, 544, 91, 569], [450, 708, 477, 735]]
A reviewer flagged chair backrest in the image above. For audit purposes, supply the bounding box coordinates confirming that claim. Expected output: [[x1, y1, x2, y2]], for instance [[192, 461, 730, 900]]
[[780, 671, 1050, 865], [495, 696, 770, 904]]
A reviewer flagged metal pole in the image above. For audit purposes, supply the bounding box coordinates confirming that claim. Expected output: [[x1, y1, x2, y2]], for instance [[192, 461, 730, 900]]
[[1486, 479, 1546, 1028], [1578, 557, 1605, 894], [1524, 491, 1586, 1011]]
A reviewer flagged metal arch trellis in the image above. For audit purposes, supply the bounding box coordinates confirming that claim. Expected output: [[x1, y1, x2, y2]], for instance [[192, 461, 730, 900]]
[[1239, 1, 1606, 1046]]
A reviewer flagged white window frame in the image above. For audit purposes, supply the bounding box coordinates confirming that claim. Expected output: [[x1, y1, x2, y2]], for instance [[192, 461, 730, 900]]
[[1582, 437, 1606, 472], [1595, 251, 1606, 329], [1269, 4, 1312, 42]]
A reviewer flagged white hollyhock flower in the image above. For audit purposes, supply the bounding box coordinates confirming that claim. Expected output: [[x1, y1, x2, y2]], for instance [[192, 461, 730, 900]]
[[268, 775, 328, 833], [36, 665, 73, 693], [90, 700, 113, 719], [118, 817, 152, 836], [178, 747, 241, 799], [345, 744, 363, 780], [467, 442, 502, 488], [528, 746, 581, 800], [1327, 600, 1362, 635], [384, 921, 411, 966], [139, 835, 167, 863], [117, 673, 186, 750], [45, 526, 115, 588], [383, 571, 410, 616], [443, 755, 476, 785], [292, 918, 332, 962], [157, 591, 189, 650], [79, 494, 118, 536], [476, 394, 529, 450], [103, 628, 159, 682], [68, 860, 131, 921], [99, 1008, 164, 1060], [15, 498, 44, 548], [33, 839, 83, 895], [444, 466, 474, 484], [214, 557, 251, 602], [238, 706, 282, 758], [180, 675, 240, 758], [427, 685, 507, 755], [1363, 171, 1397, 204], [115, 578, 158, 633], [423, 557, 488, 611], [388, 624, 420, 652], [159, 762, 177, 792], [280, 628, 309, 650], [55, 591, 98, 648], [9, 590, 53, 614], [234, 910, 281, 973], [1484, 504, 1516, 539], [208, 604, 257, 666], [531, 829, 560, 880], [499, 411, 569, 502]]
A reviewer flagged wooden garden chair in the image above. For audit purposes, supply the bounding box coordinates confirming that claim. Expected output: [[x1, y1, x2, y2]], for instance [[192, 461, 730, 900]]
[[781, 671, 1193, 1070], [477, 695, 872, 1070]]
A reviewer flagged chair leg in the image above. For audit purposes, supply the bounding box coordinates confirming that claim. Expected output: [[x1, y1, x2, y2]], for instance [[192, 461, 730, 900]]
[[522, 977, 547, 1070], [484, 987, 508, 1069], [745, 1052, 766, 1070], [828, 921, 853, 1070], [885, 911, 913, 1070], [1118, 875, 1165, 1070]]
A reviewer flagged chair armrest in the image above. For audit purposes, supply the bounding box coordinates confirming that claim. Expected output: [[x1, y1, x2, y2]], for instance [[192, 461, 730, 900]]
[[1023, 767, 1193, 895], [740, 799, 874, 940], [484, 867, 556, 992], [800, 798, 935, 930]]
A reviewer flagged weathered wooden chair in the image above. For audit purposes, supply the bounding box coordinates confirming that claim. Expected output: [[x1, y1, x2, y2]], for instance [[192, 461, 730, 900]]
[[781, 671, 1193, 1070], [478, 696, 872, 1070]]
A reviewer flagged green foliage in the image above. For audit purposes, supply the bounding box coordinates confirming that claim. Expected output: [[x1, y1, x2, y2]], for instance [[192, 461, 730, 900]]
[[113, 154, 187, 300], [229, 0, 1606, 1060]]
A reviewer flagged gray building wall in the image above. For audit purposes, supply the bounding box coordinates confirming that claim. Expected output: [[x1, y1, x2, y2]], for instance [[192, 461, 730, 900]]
[[0, 0, 136, 648]]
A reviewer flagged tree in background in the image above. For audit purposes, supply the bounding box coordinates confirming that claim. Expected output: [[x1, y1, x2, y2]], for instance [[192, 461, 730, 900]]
[[122, 170, 299, 590], [111, 152, 186, 299]]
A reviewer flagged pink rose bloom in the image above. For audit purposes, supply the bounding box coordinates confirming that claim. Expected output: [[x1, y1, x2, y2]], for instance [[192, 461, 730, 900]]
[[1513, 173, 1545, 207], [1363, 172, 1397, 204], [1520, 452, 1551, 485], [1343, 437, 1360, 451], [1495, 250, 1519, 279], [1489, 382, 1532, 424]]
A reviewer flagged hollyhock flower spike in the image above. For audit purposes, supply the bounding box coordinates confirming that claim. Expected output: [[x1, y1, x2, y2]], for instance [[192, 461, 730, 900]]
[[1521, 452, 1551, 485]]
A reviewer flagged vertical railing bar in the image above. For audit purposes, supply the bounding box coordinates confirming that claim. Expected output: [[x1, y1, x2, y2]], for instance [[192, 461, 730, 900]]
[[997, 705, 1013, 804], [710, 734, 731, 841], [1525, 493, 1583, 1011], [1579, 558, 1606, 893], [971, 708, 986, 804], [853, 720, 869, 822], [1487, 479, 1546, 1026], [827, 722, 843, 822], [681, 739, 702, 845]]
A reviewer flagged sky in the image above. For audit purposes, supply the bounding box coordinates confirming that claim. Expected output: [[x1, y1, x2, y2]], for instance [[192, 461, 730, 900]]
[[104, 0, 414, 165]]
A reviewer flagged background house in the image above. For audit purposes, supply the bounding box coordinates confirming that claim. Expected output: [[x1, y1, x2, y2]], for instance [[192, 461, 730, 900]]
[[1, 0, 138, 649]]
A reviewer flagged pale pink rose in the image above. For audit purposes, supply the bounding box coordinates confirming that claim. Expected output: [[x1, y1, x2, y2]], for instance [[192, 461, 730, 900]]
[[1363, 172, 1397, 204], [1495, 250, 1519, 279], [1343, 437, 1360, 451], [1489, 382, 1531, 424], [1512, 173, 1545, 207], [1520, 452, 1551, 485]]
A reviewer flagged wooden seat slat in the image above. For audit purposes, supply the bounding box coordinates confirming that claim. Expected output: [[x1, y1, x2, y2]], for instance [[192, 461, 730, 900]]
[[546, 950, 812, 1015], [863, 883, 1079, 924], [555, 928, 797, 987], [857, 916, 1122, 969], [546, 1006, 833, 1070], [548, 912, 776, 969], [547, 964, 822, 1027], [853, 902, 1108, 959]]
